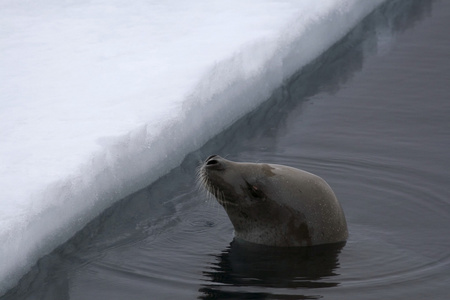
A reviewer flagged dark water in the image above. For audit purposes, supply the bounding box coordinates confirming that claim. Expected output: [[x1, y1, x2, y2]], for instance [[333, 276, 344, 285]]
[[3, 0, 450, 299]]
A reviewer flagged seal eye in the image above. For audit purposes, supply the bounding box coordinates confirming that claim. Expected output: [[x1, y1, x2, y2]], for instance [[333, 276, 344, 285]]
[[246, 181, 265, 199]]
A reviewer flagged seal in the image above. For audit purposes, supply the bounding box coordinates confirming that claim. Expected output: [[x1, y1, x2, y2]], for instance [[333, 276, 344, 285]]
[[199, 155, 348, 247]]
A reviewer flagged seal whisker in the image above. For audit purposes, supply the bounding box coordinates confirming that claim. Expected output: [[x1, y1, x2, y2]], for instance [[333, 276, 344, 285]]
[[196, 164, 224, 212]]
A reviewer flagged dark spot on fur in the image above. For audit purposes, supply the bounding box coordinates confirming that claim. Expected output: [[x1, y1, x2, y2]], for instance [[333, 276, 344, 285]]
[[298, 223, 312, 246], [240, 211, 249, 219], [261, 164, 276, 177], [285, 211, 312, 246]]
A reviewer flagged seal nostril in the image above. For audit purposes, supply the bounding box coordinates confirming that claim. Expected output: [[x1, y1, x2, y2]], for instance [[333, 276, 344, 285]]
[[205, 155, 224, 169], [206, 159, 218, 166]]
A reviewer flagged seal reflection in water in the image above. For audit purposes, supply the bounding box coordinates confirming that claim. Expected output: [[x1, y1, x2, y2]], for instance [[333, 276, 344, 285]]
[[199, 155, 348, 247]]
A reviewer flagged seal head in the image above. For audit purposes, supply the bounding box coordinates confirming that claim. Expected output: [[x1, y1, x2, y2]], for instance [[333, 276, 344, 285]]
[[199, 155, 348, 247]]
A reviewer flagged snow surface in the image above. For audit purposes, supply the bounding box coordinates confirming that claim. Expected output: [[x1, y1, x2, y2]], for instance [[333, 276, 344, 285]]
[[0, 0, 384, 294]]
